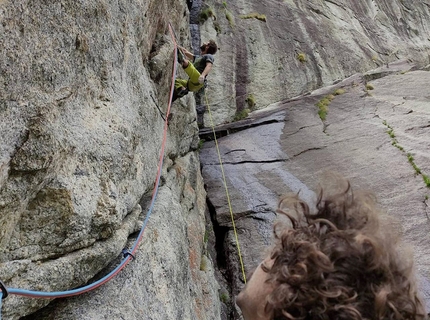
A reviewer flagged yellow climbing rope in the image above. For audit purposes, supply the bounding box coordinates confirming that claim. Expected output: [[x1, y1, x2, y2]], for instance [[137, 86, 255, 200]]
[[204, 91, 247, 284]]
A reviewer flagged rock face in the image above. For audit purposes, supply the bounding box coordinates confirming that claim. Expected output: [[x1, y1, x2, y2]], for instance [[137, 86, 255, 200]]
[[198, 0, 430, 126], [200, 62, 430, 314], [2, 0, 430, 319], [0, 0, 219, 319]]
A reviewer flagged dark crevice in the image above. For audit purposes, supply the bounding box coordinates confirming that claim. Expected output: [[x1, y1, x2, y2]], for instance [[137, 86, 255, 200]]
[[205, 158, 288, 166], [308, 6, 331, 20], [207, 198, 229, 270], [139, 189, 158, 214], [206, 197, 236, 319], [291, 146, 327, 159], [199, 118, 284, 141], [324, 0, 344, 9], [284, 124, 320, 137], [405, 124, 430, 132], [225, 149, 246, 155]]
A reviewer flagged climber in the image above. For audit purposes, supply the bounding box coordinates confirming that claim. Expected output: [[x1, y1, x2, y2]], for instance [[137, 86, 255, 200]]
[[172, 40, 218, 102], [236, 175, 426, 320]]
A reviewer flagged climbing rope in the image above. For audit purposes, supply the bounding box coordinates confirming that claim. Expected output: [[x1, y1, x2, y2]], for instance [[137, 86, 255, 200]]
[[0, 22, 178, 316], [0, 292, 3, 320], [204, 91, 247, 284]]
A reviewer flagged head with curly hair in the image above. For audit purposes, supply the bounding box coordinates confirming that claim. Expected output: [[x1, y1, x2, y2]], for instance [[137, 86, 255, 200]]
[[200, 39, 217, 55], [236, 177, 425, 320]]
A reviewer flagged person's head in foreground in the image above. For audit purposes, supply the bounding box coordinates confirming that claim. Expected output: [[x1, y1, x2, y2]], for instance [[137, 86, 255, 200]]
[[236, 175, 425, 320]]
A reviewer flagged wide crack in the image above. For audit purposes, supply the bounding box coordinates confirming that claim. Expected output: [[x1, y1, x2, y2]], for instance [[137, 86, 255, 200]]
[[206, 197, 238, 319]]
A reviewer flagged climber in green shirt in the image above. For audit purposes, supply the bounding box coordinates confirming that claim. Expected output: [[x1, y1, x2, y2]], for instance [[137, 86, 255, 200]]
[[173, 40, 218, 102]]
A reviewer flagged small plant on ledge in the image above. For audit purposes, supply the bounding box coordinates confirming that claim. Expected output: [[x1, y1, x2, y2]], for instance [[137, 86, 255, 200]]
[[240, 12, 267, 22], [297, 52, 307, 63], [233, 109, 250, 121]]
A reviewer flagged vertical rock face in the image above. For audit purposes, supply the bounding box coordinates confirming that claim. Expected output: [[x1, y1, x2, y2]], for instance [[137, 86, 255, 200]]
[[198, 0, 430, 125], [0, 0, 220, 319]]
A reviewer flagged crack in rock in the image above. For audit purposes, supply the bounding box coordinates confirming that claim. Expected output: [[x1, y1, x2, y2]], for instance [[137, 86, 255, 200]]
[[324, 0, 343, 9], [205, 158, 288, 166], [285, 124, 320, 137], [291, 146, 327, 159], [405, 124, 430, 132], [199, 118, 284, 141], [225, 149, 246, 155], [308, 6, 331, 20]]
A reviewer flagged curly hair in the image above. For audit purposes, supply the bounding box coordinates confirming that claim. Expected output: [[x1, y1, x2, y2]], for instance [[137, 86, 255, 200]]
[[263, 179, 425, 320]]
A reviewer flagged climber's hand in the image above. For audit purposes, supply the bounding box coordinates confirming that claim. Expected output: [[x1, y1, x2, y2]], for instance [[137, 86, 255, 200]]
[[198, 75, 205, 84]]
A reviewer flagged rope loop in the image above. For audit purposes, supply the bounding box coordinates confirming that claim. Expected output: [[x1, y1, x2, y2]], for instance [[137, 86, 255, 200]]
[[0, 280, 8, 300], [122, 249, 135, 260]]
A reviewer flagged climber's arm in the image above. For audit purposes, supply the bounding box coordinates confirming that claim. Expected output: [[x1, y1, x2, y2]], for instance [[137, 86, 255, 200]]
[[179, 46, 194, 60], [200, 62, 212, 78]]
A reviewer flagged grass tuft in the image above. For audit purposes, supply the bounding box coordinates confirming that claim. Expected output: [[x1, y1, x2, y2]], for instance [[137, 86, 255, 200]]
[[200, 7, 216, 23], [240, 12, 267, 22], [197, 139, 204, 150], [234, 109, 249, 121], [318, 108, 327, 121], [297, 53, 306, 63], [225, 10, 235, 27], [424, 175, 430, 188], [200, 255, 208, 271], [316, 98, 329, 121], [245, 94, 256, 109], [334, 88, 345, 95], [220, 292, 230, 304], [383, 120, 430, 187]]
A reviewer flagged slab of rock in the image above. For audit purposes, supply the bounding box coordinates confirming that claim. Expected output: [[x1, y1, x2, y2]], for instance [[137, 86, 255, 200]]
[[200, 68, 430, 308], [198, 0, 430, 125]]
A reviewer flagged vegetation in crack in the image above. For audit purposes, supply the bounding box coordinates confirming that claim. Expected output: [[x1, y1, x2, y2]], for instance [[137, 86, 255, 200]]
[[222, 1, 235, 28], [383, 120, 430, 188], [233, 108, 249, 121], [366, 83, 374, 91], [245, 93, 256, 109], [239, 12, 267, 22], [200, 6, 216, 24], [315, 88, 346, 123], [297, 52, 307, 63], [197, 139, 205, 151]]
